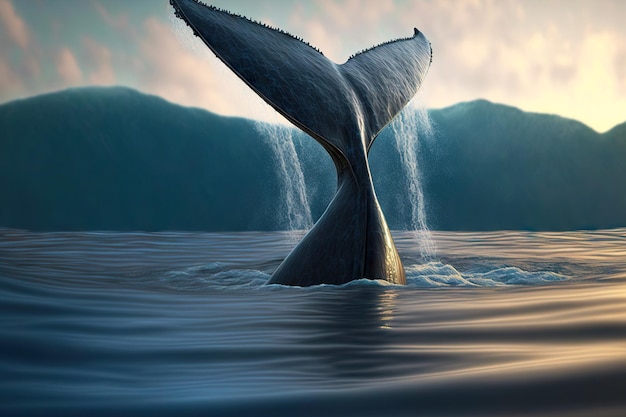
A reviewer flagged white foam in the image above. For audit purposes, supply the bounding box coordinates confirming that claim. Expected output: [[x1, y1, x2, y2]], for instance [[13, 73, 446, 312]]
[[405, 262, 568, 288], [155, 261, 568, 292]]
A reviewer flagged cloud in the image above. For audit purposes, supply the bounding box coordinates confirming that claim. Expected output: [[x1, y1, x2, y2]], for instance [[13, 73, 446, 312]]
[[287, 0, 404, 62], [0, 58, 23, 97], [288, 5, 343, 61], [615, 43, 626, 95], [92, 0, 134, 38], [317, 0, 394, 32], [0, 0, 30, 49], [56, 47, 83, 85], [133, 17, 273, 121], [366, 0, 626, 131], [82, 38, 116, 84], [563, 30, 626, 131], [166, 0, 626, 131], [2, 0, 624, 131], [0, 0, 41, 101], [93, 1, 126, 30]]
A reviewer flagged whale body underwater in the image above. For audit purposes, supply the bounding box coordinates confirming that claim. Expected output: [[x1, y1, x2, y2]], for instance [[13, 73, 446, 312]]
[[170, 0, 432, 286]]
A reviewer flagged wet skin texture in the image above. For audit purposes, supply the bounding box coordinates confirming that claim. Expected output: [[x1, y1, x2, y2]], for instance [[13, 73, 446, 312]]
[[170, 0, 432, 285]]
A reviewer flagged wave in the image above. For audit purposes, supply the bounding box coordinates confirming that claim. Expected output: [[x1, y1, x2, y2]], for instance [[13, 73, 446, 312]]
[[405, 262, 568, 287], [145, 261, 569, 292]]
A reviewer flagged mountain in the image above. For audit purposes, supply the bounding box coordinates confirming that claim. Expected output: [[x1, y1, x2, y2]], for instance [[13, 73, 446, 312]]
[[0, 87, 624, 231], [420, 100, 626, 230], [606, 121, 626, 142], [0, 87, 327, 231]]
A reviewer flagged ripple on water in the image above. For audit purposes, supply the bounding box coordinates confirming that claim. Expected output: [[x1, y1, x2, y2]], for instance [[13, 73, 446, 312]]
[[1, 229, 626, 416]]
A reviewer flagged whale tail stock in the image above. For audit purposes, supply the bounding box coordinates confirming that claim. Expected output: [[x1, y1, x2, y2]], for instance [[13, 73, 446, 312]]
[[170, 0, 432, 286]]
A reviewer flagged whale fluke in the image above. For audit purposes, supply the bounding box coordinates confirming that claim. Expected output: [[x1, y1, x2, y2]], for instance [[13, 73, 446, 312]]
[[170, 0, 432, 286]]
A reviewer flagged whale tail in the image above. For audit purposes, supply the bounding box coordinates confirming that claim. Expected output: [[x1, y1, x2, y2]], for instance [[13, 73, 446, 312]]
[[171, 0, 432, 285]]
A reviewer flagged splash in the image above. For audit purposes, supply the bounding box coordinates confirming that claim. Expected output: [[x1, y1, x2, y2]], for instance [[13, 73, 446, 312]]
[[157, 261, 569, 291], [255, 122, 313, 232], [391, 101, 436, 260], [404, 262, 569, 287]]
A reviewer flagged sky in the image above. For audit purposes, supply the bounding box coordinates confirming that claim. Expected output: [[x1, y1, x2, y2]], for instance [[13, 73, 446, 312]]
[[1, 0, 625, 132]]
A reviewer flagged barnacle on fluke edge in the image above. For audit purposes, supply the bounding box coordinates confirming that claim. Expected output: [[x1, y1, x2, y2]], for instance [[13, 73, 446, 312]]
[[349, 28, 426, 61], [170, 0, 325, 55]]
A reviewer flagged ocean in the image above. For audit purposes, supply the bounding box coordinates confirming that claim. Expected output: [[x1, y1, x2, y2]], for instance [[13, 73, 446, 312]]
[[1, 228, 625, 416]]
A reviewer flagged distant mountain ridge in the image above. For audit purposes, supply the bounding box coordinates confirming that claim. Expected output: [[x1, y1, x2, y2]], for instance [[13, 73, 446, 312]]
[[0, 87, 284, 231], [419, 99, 626, 230], [1, 87, 624, 231]]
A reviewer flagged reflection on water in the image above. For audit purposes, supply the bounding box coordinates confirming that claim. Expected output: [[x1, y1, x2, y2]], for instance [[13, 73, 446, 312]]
[[295, 287, 400, 381], [0, 228, 625, 416]]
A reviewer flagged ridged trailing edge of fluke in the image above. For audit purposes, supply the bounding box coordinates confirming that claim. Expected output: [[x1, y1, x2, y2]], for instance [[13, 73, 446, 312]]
[[170, 0, 432, 286]]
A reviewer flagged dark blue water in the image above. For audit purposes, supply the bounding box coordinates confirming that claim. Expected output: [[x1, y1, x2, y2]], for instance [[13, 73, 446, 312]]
[[1, 228, 625, 416]]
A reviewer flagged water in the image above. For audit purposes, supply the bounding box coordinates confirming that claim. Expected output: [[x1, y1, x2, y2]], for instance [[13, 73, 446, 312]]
[[391, 102, 436, 259], [255, 122, 313, 232], [1, 228, 626, 417]]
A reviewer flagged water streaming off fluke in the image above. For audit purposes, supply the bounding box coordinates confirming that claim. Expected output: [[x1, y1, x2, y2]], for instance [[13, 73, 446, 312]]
[[391, 101, 436, 259], [255, 121, 313, 232]]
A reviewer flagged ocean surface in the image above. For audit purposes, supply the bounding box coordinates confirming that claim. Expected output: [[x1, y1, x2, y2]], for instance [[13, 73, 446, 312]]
[[1, 228, 625, 417]]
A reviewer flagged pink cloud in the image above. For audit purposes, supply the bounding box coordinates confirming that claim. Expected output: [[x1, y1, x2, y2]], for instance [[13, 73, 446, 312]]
[[0, 58, 23, 98], [56, 47, 83, 85], [0, 0, 30, 49], [133, 17, 272, 121], [0, 0, 41, 101], [92, 1, 133, 37], [82, 37, 116, 85]]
